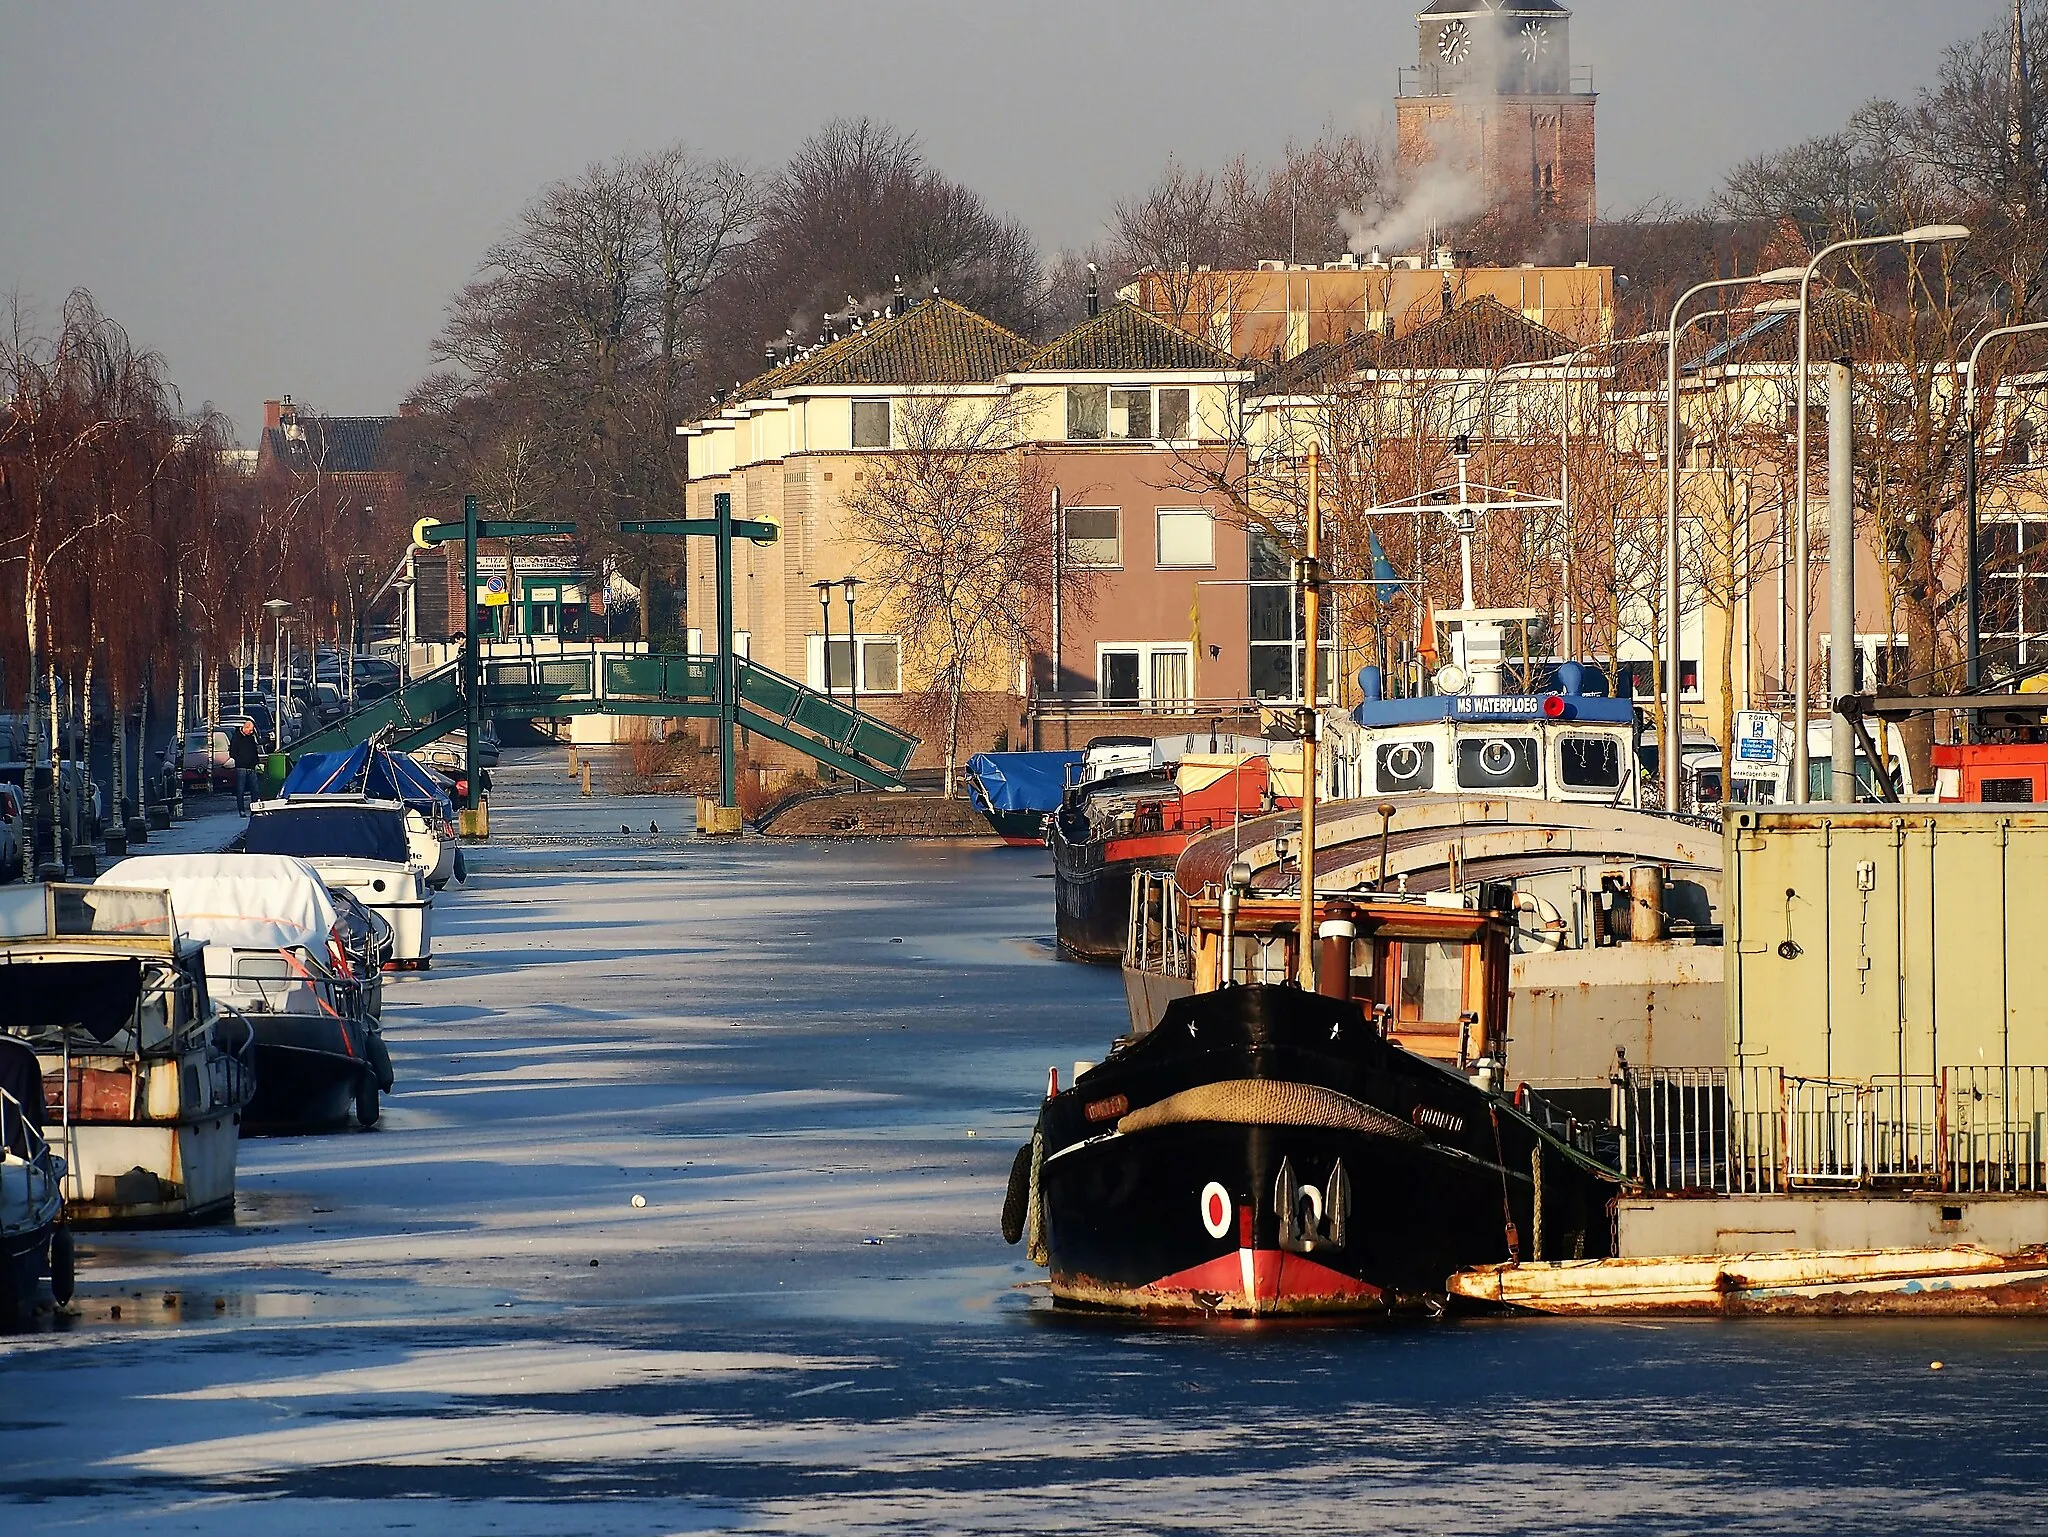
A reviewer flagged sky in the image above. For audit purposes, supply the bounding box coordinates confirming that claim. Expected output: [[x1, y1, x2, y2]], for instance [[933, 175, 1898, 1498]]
[[0, 0, 2013, 435]]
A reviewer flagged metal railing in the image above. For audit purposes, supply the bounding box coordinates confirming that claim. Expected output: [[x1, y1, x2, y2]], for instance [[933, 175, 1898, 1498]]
[[1615, 1065, 1784, 1194], [1126, 869, 1190, 979], [1618, 1064, 2047, 1195], [1033, 694, 1266, 720], [1946, 1066, 2048, 1193]]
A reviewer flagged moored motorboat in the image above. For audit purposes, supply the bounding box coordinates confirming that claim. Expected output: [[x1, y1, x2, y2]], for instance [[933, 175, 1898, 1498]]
[[245, 797, 435, 967], [99, 855, 392, 1132], [1, 883, 255, 1226], [965, 750, 1083, 845], [281, 743, 462, 889], [1052, 743, 1290, 964]]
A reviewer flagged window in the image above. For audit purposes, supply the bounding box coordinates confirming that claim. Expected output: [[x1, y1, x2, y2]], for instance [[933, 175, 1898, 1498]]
[[1155, 509, 1214, 568], [1066, 385, 1191, 442], [1111, 388, 1151, 440], [824, 638, 854, 692], [686, 628, 703, 655], [1456, 736, 1540, 789], [851, 398, 891, 448], [1066, 507, 1121, 567], [1247, 531, 1335, 701], [1150, 648, 1191, 703], [862, 638, 900, 694], [1066, 386, 1107, 440], [1096, 643, 1190, 705], [1558, 736, 1622, 790], [808, 635, 902, 695], [1158, 388, 1191, 440], [1376, 740, 1435, 793], [1101, 649, 1141, 703]]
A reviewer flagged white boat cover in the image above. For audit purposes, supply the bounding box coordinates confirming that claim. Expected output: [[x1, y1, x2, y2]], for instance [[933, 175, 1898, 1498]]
[[97, 854, 338, 954]]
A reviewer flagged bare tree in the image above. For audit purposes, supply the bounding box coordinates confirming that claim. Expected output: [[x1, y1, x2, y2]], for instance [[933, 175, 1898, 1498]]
[[842, 391, 1057, 795]]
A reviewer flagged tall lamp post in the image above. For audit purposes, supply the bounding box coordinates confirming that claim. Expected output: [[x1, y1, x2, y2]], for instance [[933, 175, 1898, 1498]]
[[263, 598, 291, 753], [1661, 268, 1806, 810], [813, 580, 835, 699], [1789, 224, 1969, 802], [841, 576, 863, 722], [1962, 320, 2048, 704]]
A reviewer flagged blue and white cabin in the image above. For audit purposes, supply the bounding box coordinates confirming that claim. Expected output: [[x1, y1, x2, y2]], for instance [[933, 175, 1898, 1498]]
[[1326, 611, 1641, 806]]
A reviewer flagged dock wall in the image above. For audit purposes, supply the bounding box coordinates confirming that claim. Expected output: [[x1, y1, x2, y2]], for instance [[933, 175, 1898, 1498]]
[[1617, 1192, 2048, 1258]]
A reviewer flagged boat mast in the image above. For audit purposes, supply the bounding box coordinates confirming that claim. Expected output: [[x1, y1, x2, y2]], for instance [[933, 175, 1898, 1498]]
[[1298, 443, 1322, 989]]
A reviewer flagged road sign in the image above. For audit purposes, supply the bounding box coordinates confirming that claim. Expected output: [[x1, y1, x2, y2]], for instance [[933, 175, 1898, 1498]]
[[481, 574, 510, 608], [1732, 710, 1788, 780]]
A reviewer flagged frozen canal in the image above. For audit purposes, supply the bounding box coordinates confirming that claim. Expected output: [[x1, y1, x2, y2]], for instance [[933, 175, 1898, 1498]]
[[6, 751, 2048, 1534]]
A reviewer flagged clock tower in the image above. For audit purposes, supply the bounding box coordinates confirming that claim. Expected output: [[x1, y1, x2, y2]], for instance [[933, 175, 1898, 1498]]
[[1396, 0, 1597, 225]]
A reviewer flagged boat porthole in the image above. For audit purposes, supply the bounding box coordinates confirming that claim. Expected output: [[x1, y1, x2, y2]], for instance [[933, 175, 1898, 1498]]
[[1200, 1182, 1231, 1239], [372, 879, 386, 892]]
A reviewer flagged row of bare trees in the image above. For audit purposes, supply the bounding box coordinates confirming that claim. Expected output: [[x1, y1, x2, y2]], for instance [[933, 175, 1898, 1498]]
[[0, 291, 383, 863]]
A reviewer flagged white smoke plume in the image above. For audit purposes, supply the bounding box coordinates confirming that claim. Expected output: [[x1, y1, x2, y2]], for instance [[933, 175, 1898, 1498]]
[[1340, 166, 1487, 258]]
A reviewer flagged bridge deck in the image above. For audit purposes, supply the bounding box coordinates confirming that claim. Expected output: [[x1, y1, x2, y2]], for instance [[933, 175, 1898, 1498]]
[[292, 653, 918, 788]]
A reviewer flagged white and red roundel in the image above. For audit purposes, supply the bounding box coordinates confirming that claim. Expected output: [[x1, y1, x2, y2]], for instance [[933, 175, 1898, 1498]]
[[1199, 1182, 1232, 1239]]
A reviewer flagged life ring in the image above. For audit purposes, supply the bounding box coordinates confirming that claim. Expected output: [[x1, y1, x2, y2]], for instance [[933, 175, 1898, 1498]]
[[1200, 1181, 1232, 1239]]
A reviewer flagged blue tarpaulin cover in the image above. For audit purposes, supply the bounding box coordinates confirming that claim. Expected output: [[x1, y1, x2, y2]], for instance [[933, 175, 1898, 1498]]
[[964, 751, 1083, 813], [282, 743, 455, 821]]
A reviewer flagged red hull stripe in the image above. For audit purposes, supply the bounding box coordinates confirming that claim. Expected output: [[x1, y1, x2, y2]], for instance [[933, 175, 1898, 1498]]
[[1150, 1248, 1381, 1304]]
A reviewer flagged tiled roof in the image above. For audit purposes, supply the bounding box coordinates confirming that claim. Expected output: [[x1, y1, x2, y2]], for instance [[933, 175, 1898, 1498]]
[[1381, 296, 1576, 369], [791, 298, 1035, 389], [1253, 331, 1386, 397], [1025, 301, 1241, 373], [1685, 295, 1870, 371], [261, 416, 391, 474]]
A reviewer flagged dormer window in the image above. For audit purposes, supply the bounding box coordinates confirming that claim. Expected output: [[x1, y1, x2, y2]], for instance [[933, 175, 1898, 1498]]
[[1065, 385, 1195, 442]]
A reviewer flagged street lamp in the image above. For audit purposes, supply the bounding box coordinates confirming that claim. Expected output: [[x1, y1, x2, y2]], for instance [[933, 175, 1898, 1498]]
[[1661, 267, 1806, 811], [1790, 223, 1970, 802], [1962, 320, 2048, 703], [263, 598, 291, 752], [841, 576, 863, 722], [812, 579, 835, 698]]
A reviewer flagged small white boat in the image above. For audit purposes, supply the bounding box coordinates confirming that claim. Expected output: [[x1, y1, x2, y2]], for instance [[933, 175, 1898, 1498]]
[[0, 883, 255, 1226], [245, 797, 435, 968], [100, 855, 394, 1131]]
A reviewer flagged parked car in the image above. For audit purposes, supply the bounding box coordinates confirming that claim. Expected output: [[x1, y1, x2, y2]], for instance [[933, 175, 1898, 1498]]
[[0, 760, 101, 848], [0, 785, 22, 881], [306, 682, 345, 724], [162, 726, 237, 793]]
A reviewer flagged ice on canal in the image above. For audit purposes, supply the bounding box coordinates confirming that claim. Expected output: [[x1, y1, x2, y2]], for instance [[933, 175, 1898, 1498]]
[[6, 754, 2048, 1534]]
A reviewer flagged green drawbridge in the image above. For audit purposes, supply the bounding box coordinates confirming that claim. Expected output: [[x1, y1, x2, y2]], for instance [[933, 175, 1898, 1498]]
[[292, 652, 918, 789]]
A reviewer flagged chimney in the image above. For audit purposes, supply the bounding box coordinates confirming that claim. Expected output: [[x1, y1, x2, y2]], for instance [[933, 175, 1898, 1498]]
[[889, 277, 906, 319], [263, 398, 285, 431], [1441, 277, 1454, 318], [1086, 262, 1100, 319]]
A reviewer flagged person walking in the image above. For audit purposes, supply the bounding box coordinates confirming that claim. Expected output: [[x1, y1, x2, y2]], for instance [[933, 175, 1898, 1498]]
[[229, 720, 262, 816]]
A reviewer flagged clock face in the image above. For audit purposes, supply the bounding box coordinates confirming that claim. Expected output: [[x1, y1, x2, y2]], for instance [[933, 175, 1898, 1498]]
[[1438, 20, 1472, 63], [1519, 21, 1550, 62]]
